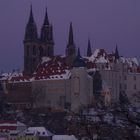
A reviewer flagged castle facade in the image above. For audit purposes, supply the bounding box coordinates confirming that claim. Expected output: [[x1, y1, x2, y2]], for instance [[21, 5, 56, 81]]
[[0, 7, 140, 112]]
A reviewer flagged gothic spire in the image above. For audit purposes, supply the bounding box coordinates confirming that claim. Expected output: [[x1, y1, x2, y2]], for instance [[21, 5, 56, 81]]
[[115, 44, 119, 60], [87, 39, 92, 57], [65, 22, 76, 59], [77, 48, 81, 57], [68, 22, 74, 46], [28, 5, 34, 24], [43, 7, 49, 25], [73, 48, 86, 67], [40, 7, 54, 43], [24, 5, 38, 42]]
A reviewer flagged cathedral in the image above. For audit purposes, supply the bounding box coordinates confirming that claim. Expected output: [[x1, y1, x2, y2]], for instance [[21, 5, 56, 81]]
[[0, 6, 140, 112], [24, 6, 76, 75]]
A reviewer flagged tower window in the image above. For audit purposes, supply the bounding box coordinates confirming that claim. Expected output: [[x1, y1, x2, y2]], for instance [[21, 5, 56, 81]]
[[27, 46, 29, 56], [39, 46, 43, 56], [33, 46, 36, 55]]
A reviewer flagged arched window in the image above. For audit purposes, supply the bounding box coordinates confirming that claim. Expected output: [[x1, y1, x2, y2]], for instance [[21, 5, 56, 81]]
[[26, 46, 29, 56], [39, 46, 43, 56], [33, 46, 36, 55]]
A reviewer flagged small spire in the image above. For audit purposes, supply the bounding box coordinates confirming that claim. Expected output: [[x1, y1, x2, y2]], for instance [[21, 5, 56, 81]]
[[24, 5, 38, 42], [115, 44, 119, 60], [87, 39, 92, 57], [77, 48, 81, 57], [68, 22, 74, 46], [44, 7, 49, 25], [28, 4, 34, 24]]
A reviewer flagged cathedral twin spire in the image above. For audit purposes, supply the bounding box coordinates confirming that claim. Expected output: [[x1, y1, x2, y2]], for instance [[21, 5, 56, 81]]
[[24, 5, 120, 60], [24, 6, 54, 75], [24, 6, 53, 43]]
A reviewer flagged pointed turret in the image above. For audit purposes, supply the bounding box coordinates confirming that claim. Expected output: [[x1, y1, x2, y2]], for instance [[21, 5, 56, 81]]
[[87, 39, 92, 57], [43, 8, 49, 25], [66, 22, 76, 57], [73, 48, 85, 68], [28, 5, 34, 24], [115, 44, 119, 60], [68, 22, 74, 46], [40, 8, 54, 57], [24, 5, 38, 42], [77, 48, 81, 57], [40, 7, 53, 42]]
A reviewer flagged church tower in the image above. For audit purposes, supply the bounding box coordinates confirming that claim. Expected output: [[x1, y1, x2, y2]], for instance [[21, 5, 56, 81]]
[[24, 6, 39, 75], [87, 39, 92, 57], [40, 8, 54, 57], [115, 44, 120, 61], [66, 22, 76, 65]]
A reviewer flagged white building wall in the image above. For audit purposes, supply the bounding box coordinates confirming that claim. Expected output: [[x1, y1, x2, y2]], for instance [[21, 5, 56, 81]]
[[70, 67, 93, 112], [125, 73, 140, 107]]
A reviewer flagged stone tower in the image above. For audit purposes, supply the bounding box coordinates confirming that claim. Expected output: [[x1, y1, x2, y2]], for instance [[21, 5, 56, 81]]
[[24, 6, 54, 75], [24, 6, 39, 75], [71, 48, 93, 112], [40, 8, 54, 57]]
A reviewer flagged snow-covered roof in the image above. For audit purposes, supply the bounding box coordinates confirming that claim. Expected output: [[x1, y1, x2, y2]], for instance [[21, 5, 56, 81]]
[[0, 120, 26, 127], [84, 49, 112, 63], [33, 56, 71, 81], [27, 127, 53, 137], [0, 49, 139, 83]]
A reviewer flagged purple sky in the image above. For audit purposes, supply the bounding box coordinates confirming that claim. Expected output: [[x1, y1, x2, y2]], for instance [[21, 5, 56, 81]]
[[0, 0, 140, 71]]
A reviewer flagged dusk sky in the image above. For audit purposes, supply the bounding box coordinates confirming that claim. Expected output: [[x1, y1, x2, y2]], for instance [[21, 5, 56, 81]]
[[0, 0, 140, 72]]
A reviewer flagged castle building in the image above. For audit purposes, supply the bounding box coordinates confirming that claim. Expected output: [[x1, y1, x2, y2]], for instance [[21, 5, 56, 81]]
[[0, 6, 140, 112]]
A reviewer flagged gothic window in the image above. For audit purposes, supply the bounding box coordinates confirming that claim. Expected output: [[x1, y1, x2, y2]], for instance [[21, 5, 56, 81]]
[[134, 76, 136, 81], [39, 46, 43, 56], [59, 96, 65, 106], [0, 83, 3, 91], [33, 46, 36, 55], [33, 58, 36, 66], [134, 84, 137, 90], [26, 46, 29, 56], [124, 84, 127, 89], [73, 76, 80, 96]]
